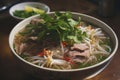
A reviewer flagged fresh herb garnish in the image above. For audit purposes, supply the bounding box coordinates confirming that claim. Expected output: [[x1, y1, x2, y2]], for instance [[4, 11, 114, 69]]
[[40, 12, 87, 45], [20, 11, 87, 45], [13, 6, 45, 18], [13, 10, 38, 18]]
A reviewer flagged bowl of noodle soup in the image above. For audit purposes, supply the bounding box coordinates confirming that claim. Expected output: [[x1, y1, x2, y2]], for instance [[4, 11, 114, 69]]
[[9, 11, 118, 80]]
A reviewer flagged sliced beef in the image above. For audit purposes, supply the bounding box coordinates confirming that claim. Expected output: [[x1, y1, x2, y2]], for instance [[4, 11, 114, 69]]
[[29, 36, 38, 41], [30, 18, 44, 25], [71, 43, 89, 51], [65, 43, 90, 63], [16, 42, 42, 56]]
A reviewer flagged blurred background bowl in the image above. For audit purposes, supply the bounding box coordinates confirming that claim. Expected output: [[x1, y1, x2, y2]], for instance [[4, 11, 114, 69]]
[[9, 2, 50, 20], [9, 12, 118, 80]]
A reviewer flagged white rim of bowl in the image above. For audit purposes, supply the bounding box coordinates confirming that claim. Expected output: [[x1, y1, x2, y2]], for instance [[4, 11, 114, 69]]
[[9, 2, 50, 20], [9, 11, 118, 72]]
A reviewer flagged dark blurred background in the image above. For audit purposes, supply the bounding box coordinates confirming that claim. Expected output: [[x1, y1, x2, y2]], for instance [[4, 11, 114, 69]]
[[0, 0, 120, 17]]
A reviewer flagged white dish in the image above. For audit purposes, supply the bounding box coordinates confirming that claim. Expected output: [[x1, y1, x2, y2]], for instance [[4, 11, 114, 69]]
[[9, 2, 50, 20], [9, 12, 118, 80]]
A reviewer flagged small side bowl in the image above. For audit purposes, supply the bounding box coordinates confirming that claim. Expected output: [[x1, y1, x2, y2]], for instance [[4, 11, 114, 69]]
[[9, 2, 50, 20], [9, 12, 118, 80]]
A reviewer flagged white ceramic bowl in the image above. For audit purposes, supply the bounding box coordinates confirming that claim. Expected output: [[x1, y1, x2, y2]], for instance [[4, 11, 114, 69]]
[[9, 12, 118, 80], [9, 2, 50, 20]]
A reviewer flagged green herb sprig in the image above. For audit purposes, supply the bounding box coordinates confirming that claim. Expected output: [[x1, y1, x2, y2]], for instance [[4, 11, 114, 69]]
[[20, 11, 87, 45]]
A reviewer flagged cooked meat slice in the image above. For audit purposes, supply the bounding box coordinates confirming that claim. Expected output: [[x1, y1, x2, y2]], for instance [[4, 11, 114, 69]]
[[71, 43, 89, 51], [29, 36, 38, 40], [65, 43, 90, 63], [15, 42, 42, 56], [68, 49, 90, 58], [19, 43, 27, 54], [30, 18, 43, 25]]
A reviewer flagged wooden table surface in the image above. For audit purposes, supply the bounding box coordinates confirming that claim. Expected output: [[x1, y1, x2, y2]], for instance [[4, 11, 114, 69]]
[[0, 0, 120, 80]]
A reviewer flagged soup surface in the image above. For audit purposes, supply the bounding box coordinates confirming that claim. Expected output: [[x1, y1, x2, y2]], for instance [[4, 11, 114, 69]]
[[14, 12, 112, 70]]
